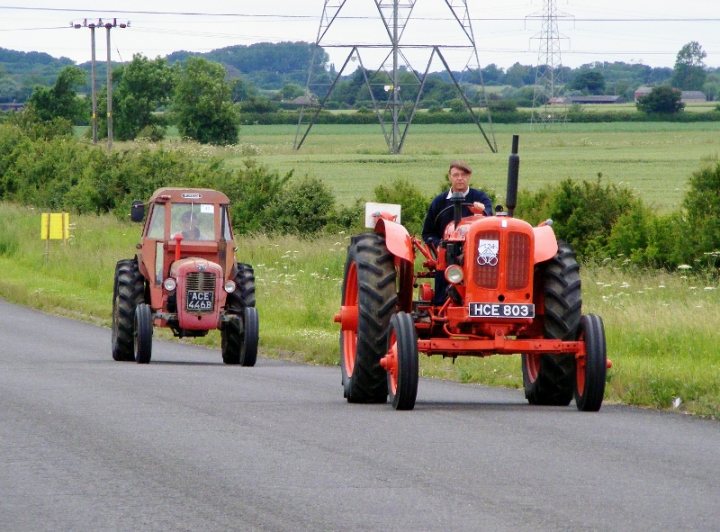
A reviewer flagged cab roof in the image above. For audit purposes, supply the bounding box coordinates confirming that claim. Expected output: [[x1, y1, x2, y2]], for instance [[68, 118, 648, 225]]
[[148, 187, 230, 205]]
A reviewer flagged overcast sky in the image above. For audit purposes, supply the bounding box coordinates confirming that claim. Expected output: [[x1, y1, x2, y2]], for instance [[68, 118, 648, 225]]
[[1, 1, 719, 71]]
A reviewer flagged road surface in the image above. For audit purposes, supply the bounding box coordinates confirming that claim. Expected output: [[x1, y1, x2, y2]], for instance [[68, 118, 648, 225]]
[[1, 298, 718, 531]]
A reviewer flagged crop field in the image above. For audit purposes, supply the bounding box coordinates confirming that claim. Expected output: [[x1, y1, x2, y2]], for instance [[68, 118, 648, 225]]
[[3, 120, 720, 417], [226, 122, 720, 213]]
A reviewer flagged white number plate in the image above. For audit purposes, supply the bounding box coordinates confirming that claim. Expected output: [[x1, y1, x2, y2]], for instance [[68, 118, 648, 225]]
[[469, 302, 535, 318]]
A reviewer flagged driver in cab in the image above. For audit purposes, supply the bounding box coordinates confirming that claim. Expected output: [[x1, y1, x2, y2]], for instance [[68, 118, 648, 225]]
[[421, 160, 493, 305]]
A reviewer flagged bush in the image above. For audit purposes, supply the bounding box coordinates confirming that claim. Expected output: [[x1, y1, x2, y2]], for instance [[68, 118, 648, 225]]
[[679, 160, 720, 267], [373, 178, 431, 235], [267, 176, 336, 235], [637, 86, 685, 114], [517, 176, 644, 259]]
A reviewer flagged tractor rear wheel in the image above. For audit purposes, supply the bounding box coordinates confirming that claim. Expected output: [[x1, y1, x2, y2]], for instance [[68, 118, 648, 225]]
[[522, 241, 581, 406], [386, 312, 419, 410], [226, 263, 256, 310], [112, 259, 145, 361], [575, 314, 607, 411], [134, 303, 153, 364], [340, 233, 397, 403]]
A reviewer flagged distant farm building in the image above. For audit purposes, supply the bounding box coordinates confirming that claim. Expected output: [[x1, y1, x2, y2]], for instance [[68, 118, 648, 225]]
[[634, 86, 707, 103], [549, 95, 624, 105]]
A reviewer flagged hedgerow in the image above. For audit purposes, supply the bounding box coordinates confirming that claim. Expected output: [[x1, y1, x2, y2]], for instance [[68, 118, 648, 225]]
[[2, 118, 720, 272]]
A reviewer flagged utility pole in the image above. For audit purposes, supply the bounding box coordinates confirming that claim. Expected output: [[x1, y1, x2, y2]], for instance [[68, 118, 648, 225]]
[[72, 18, 129, 149]]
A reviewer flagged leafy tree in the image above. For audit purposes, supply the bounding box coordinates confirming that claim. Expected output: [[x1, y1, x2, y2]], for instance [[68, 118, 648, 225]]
[[173, 57, 239, 145], [231, 77, 258, 102], [26, 66, 86, 122], [280, 83, 305, 100], [671, 41, 707, 90], [568, 70, 606, 94], [636, 86, 684, 114], [111, 55, 174, 141]]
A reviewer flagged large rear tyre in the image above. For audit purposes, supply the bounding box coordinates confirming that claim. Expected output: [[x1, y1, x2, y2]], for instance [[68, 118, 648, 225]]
[[112, 259, 144, 361], [226, 263, 256, 310], [134, 303, 153, 364], [340, 233, 397, 404], [575, 314, 607, 411], [522, 241, 581, 406], [386, 312, 419, 410]]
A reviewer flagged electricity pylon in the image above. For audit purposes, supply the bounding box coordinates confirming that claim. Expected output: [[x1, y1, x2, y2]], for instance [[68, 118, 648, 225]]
[[528, 0, 571, 125], [294, 0, 497, 154]]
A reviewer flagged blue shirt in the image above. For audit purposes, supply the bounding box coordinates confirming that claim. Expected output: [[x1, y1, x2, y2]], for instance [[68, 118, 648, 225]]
[[421, 187, 493, 246]]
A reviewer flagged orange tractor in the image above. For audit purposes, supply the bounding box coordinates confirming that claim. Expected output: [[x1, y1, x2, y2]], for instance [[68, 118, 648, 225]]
[[335, 136, 609, 411], [112, 187, 258, 365]]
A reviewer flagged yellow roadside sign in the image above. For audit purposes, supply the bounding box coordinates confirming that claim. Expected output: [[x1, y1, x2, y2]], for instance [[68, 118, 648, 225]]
[[40, 213, 70, 240]]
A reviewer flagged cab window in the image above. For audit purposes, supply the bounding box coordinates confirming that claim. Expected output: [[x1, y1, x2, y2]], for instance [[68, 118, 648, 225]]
[[146, 204, 166, 239], [170, 203, 216, 241]]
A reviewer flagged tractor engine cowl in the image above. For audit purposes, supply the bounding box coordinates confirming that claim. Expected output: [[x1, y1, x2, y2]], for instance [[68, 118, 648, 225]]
[[446, 215, 537, 327], [170, 258, 225, 330]]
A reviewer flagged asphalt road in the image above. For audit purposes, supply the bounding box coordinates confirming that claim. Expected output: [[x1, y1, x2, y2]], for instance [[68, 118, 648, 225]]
[[1, 298, 718, 531]]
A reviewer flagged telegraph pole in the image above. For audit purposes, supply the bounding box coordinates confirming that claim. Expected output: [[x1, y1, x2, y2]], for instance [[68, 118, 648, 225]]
[[72, 18, 129, 149], [90, 22, 97, 143]]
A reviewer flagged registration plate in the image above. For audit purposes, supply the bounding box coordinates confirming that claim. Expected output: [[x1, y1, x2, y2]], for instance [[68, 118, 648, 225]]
[[469, 302, 535, 318], [186, 290, 214, 312]]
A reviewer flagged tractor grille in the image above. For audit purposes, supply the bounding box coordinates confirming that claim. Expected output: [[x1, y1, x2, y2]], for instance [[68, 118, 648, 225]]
[[186, 271, 216, 291], [472, 231, 499, 288], [506, 232, 531, 289], [472, 230, 531, 290]]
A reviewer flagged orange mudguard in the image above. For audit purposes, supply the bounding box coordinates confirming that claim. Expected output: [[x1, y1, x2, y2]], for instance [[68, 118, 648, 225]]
[[375, 218, 414, 262], [533, 224, 559, 264]]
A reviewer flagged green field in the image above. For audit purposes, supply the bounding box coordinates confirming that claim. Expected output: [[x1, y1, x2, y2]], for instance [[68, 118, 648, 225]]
[[224, 122, 720, 213], [3, 121, 720, 418]]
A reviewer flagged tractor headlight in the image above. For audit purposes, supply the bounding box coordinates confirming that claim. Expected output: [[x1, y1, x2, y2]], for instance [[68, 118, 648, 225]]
[[224, 280, 237, 293], [163, 277, 177, 291], [445, 265, 464, 284]]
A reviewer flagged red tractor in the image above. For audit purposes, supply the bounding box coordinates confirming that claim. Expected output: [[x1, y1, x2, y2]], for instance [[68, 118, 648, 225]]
[[335, 136, 609, 410], [112, 187, 259, 365]]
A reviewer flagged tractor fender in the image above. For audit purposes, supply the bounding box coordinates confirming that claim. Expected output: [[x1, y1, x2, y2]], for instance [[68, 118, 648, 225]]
[[374, 218, 414, 263], [533, 224, 559, 264]]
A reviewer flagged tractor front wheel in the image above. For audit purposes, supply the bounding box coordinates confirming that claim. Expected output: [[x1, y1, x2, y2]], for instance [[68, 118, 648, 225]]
[[222, 307, 259, 366], [112, 259, 144, 361], [134, 303, 153, 364], [385, 312, 419, 410], [575, 314, 607, 411], [240, 307, 259, 367], [340, 233, 397, 403]]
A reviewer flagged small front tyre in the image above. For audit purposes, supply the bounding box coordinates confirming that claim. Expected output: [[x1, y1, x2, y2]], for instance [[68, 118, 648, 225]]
[[385, 312, 419, 411], [134, 303, 153, 364], [575, 314, 607, 412], [221, 307, 259, 367], [239, 307, 259, 367]]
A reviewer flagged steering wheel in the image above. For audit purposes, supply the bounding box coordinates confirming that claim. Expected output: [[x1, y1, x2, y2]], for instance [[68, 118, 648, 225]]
[[433, 202, 480, 227]]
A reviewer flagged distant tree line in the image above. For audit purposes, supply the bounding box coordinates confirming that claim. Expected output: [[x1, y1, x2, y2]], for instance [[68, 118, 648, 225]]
[[3, 40, 720, 144]]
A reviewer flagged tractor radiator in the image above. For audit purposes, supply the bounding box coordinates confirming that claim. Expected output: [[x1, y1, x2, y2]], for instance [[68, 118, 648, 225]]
[[186, 271, 216, 291], [472, 230, 531, 290]]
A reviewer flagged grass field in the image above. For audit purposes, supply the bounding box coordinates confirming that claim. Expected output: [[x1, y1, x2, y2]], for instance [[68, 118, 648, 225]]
[[221, 122, 720, 213], [4, 120, 720, 418]]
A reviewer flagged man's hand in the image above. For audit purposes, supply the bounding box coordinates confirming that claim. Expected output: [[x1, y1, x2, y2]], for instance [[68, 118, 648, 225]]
[[469, 201, 486, 215]]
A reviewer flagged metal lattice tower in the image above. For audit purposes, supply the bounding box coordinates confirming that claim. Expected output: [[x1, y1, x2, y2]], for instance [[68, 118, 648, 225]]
[[529, 0, 570, 125], [294, 0, 497, 154]]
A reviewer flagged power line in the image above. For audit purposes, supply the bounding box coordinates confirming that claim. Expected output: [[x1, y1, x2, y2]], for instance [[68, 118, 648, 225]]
[[1, 6, 720, 22]]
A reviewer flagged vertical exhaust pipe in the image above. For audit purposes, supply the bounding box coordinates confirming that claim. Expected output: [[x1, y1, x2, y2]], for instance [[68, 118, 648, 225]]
[[506, 134, 520, 217]]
